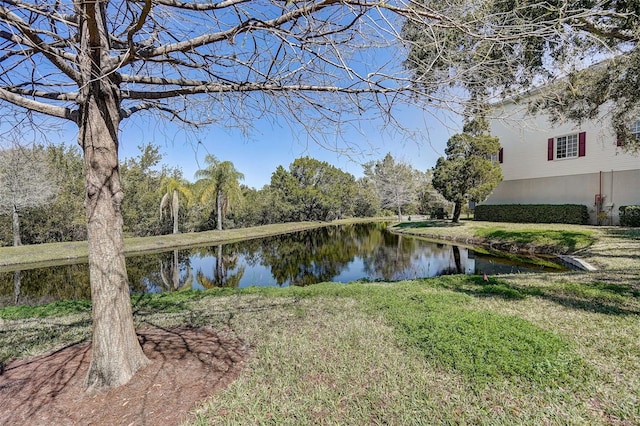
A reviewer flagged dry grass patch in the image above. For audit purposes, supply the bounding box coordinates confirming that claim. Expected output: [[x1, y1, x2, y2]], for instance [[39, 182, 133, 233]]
[[0, 313, 91, 364]]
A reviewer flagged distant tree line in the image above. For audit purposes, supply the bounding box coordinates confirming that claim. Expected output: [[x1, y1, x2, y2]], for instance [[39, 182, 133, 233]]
[[0, 144, 456, 246]]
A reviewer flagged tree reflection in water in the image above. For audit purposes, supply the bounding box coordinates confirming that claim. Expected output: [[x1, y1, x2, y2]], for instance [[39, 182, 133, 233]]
[[160, 250, 194, 291], [13, 270, 21, 304], [0, 223, 561, 306], [1, 263, 92, 306], [195, 245, 245, 288], [255, 226, 360, 286]]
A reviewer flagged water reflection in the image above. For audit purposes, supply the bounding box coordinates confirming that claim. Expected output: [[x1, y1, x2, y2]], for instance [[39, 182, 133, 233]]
[[13, 270, 20, 304], [0, 223, 563, 306], [159, 250, 194, 292], [1, 263, 93, 306], [194, 245, 246, 289]]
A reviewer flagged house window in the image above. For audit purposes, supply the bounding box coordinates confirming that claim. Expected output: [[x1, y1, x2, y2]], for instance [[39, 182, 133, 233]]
[[547, 132, 585, 161], [488, 148, 504, 163], [556, 134, 578, 159]]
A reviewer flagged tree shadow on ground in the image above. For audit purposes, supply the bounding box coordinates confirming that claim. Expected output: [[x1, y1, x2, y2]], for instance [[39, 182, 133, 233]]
[[0, 325, 248, 425], [0, 317, 91, 371], [434, 275, 640, 316], [476, 230, 595, 252], [394, 220, 463, 229], [604, 228, 640, 241]]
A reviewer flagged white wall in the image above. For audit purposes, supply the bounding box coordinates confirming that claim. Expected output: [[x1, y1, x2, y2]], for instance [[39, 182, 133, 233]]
[[485, 98, 640, 224], [485, 169, 640, 224], [490, 100, 640, 181]]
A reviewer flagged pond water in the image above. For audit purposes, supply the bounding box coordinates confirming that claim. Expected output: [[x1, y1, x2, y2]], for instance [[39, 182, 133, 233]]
[[0, 223, 565, 306]]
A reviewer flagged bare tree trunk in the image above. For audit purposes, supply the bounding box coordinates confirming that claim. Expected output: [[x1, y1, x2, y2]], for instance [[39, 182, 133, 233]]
[[75, 0, 150, 390], [12, 205, 21, 246], [79, 79, 149, 391]]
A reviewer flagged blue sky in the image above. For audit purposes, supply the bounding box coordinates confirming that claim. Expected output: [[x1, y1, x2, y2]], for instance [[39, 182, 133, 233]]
[[0, 94, 460, 189], [117, 103, 460, 189], [0, 0, 466, 189]]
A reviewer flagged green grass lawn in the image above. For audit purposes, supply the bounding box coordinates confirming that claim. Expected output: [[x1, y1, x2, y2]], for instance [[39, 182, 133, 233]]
[[392, 220, 640, 271], [1, 219, 639, 424], [473, 227, 594, 251], [394, 220, 597, 252], [2, 274, 638, 425]]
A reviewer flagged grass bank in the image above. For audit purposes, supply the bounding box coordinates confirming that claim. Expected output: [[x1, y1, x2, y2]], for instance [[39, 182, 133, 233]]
[[391, 220, 640, 271], [392, 220, 596, 253]]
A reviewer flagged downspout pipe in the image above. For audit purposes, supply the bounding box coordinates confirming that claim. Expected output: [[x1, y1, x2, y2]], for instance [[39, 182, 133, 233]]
[[610, 169, 614, 225], [597, 170, 602, 222], [599, 170, 602, 203]]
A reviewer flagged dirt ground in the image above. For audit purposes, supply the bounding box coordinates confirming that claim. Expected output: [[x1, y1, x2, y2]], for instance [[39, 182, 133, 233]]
[[0, 325, 249, 425]]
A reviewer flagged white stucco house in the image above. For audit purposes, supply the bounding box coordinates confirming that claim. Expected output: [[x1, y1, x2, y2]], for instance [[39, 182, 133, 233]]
[[483, 94, 640, 225]]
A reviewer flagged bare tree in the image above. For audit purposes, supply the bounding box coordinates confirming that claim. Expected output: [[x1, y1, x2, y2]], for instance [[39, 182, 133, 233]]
[[0, 145, 57, 246], [364, 153, 418, 220], [0, 0, 615, 390]]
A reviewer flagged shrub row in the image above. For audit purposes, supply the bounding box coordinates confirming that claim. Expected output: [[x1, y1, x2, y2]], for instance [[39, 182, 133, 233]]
[[474, 204, 590, 224], [619, 206, 640, 227]]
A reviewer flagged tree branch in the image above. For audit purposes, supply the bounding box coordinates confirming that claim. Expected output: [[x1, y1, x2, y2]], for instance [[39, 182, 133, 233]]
[[2, 87, 78, 101], [123, 82, 407, 100], [119, 74, 210, 86], [0, 5, 80, 82], [0, 30, 78, 63], [1, 0, 78, 26], [124, 0, 153, 65], [0, 87, 77, 122], [576, 17, 638, 42], [133, 0, 249, 11], [116, 0, 356, 62], [120, 102, 156, 118]]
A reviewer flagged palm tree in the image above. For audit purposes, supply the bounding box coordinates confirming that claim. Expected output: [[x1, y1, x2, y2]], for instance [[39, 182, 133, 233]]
[[159, 176, 193, 234], [195, 154, 244, 230]]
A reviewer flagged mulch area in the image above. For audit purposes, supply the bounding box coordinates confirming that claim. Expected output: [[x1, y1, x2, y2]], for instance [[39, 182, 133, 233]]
[[0, 325, 249, 425]]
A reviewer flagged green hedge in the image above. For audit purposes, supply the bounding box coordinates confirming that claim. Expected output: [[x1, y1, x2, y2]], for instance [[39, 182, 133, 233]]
[[474, 204, 589, 224], [619, 205, 640, 227]]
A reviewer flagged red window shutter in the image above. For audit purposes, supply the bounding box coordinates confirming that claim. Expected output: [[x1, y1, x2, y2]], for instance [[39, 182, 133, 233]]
[[578, 132, 586, 157], [617, 133, 625, 147], [498, 147, 503, 163], [547, 138, 554, 161]]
